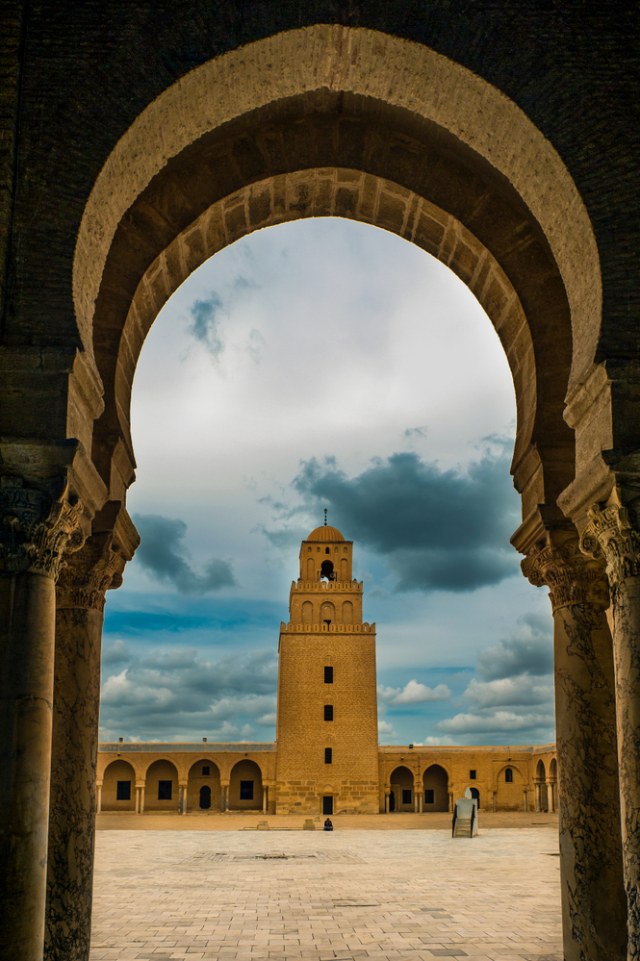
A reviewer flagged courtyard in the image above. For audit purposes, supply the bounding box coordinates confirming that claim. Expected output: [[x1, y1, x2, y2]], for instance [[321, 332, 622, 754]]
[[90, 816, 562, 961]]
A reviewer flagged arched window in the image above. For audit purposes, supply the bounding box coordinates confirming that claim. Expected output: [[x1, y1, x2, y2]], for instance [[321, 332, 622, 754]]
[[505, 767, 513, 783]]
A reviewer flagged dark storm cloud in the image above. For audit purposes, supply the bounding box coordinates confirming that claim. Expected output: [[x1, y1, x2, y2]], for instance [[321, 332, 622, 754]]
[[289, 449, 520, 592], [99, 646, 278, 741], [187, 294, 224, 356], [133, 514, 235, 595], [477, 612, 553, 680]]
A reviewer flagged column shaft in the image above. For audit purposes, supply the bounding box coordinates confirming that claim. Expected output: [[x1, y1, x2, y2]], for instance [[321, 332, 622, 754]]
[[552, 599, 626, 961], [44, 602, 103, 961], [0, 572, 56, 961], [610, 575, 640, 950]]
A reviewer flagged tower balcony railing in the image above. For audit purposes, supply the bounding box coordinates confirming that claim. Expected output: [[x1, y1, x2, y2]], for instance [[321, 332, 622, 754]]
[[280, 621, 375, 633], [291, 579, 363, 591]]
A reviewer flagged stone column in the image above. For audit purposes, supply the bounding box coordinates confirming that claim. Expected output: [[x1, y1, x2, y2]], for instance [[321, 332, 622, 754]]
[[221, 783, 229, 812], [546, 780, 555, 813], [384, 791, 390, 813], [96, 783, 102, 814], [535, 782, 541, 812], [581, 504, 640, 954], [138, 783, 145, 814], [180, 783, 188, 815], [418, 793, 424, 813], [45, 532, 127, 961], [263, 786, 268, 814], [0, 479, 85, 961], [523, 535, 626, 961]]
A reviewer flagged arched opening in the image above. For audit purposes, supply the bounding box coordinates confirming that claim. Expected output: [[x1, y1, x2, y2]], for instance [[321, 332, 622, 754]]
[[101, 760, 136, 812], [320, 560, 335, 581], [389, 766, 414, 812], [187, 759, 221, 813], [144, 760, 179, 811], [536, 759, 548, 812], [423, 764, 449, 812], [469, 787, 480, 809], [229, 759, 263, 811]]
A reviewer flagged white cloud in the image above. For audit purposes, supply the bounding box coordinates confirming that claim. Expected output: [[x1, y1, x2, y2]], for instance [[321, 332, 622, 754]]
[[464, 676, 553, 708], [437, 711, 552, 735], [379, 679, 451, 705], [378, 719, 396, 736]]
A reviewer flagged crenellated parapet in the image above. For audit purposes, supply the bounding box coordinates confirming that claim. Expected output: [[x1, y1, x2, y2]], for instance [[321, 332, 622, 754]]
[[291, 579, 362, 592], [280, 621, 375, 633]]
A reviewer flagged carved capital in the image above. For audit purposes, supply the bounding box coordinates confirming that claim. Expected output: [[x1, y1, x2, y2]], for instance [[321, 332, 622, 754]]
[[522, 534, 609, 612], [57, 532, 127, 612], [581, 503, 640, 585], [0, 477, 86, 578]]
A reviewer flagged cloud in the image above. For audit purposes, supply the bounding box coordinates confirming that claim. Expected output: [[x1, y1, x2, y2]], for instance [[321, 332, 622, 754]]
[[282, 448, 520, 592], [133, 514, 235, 595], [379, 679, 451, 704], [404, 425, 428, 439], [464, 675, 553, 709], [99, 646, 278, 741], [187, 294, 224, 357], [476, 612, 553, 680], [378, 719, 396, 736], [437, 710, 552, 736]]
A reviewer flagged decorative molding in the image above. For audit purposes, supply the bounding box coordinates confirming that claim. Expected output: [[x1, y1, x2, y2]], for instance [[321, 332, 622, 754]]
[[0, 477, 85, 578], [522, 535, 609, 612], [56, 533, 127, 612], [580, 503, 640, 585]]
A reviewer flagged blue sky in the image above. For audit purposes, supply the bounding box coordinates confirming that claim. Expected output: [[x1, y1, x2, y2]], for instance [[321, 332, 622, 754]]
[[100, 218, 555, 747]]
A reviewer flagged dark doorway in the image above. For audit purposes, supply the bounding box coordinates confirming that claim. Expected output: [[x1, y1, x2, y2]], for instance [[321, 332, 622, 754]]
[[389, 791, 396, 812], [323, 795, 333, 815], [470, 787, 480, 808], [199, 785, 211, 809]]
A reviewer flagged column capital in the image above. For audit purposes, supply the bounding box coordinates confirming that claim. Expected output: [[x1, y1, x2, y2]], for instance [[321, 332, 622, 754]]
[[0, 476, 86, 578], [56, 533, 126, 612], [580, 503, 640, 585], [522, 530, 609, 612]]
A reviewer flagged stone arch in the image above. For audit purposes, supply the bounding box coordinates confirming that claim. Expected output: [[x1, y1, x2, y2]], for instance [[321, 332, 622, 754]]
[[73, 25, 599, 523], [320, 601, 335, 626], [389, 765, 415, 812], [229, 759, 263, 810], [301, 600, 313, 625], [101, 759, 136, 812], [342, 600, 353, 625], [536, 759, 548, 812], [187, 758, 221, 812], [145, 759, 179, 811], [423, 764, 449, 812]]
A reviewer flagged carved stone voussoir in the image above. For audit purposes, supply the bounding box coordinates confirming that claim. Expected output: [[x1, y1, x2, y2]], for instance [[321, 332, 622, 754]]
[[581, 504, 640, 585], [56, 533, 127, 611], [522, 535, 609, 611], [0, 477, 86, 578]]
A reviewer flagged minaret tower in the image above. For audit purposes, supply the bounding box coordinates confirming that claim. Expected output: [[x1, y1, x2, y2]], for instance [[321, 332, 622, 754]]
[[275, 517, 379, 814]]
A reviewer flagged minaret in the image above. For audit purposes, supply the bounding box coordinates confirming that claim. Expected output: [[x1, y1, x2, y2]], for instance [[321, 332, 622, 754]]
[[275, 517, 379, 814]]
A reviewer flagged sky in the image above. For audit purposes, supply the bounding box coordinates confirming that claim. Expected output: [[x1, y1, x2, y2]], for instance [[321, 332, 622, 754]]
[[100, 217, 555, 748]]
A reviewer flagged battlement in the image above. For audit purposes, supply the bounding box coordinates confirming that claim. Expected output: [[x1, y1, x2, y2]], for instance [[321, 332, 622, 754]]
[[280, 621, 375, 633], [290, 579, 362, 592]]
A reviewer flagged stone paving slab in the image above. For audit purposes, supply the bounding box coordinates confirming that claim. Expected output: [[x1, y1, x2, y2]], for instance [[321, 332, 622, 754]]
[[90, 828, 562, 961]]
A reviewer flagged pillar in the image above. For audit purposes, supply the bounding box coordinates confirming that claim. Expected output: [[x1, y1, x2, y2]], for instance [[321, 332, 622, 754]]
[[384, 791, 390, 813], [546, 780, 555, 813], [180, 783, 188, 815], [582, 504, 640, 955], [263, 785, 268, 814], [138, 783, 145, 814], [418, 792, 424, 813], [535, 782, 541, 812], [523, 533, 626, 961], [0, 480, 85, 961], [221, 783, 229, 811], [96, 784, 102, 814], [45, 530, 128, 961]]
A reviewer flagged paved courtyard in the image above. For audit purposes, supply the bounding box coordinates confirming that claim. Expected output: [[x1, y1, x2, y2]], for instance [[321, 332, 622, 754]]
[[90, 823, 562, 961]]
